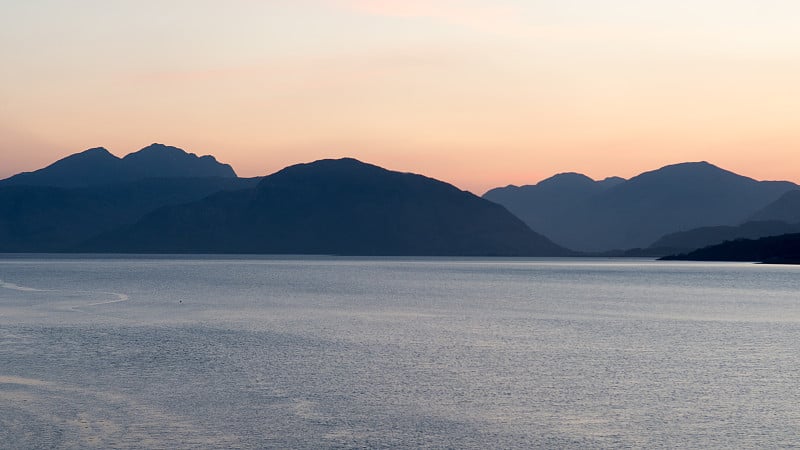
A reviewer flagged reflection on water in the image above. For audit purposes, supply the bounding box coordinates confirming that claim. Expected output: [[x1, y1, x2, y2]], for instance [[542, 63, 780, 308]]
[[1, 257, 800, 448]]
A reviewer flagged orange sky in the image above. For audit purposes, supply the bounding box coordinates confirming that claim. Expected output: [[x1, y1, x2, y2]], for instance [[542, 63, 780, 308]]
[[1, 0, 799, 194]]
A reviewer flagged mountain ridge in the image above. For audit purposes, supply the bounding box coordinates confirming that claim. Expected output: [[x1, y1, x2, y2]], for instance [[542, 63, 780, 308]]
[[82, 157, 570, 256], [484, 161, 797, 252], [661, 233, 800, 264], [0, 143, 236, 187], [3, 145, 798, 257], [647, 220, 800, 254]]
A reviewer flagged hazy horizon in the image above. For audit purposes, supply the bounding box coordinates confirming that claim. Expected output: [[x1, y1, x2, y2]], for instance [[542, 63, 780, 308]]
[[2, 1, 799, 193], [4, 144, 800, 196]]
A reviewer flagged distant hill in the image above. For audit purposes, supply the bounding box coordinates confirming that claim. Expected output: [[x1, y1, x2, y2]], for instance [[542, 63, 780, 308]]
[[83, 158, 570, 256], [646, 220, 800, 254], [484, 172, 626, 251], [0, 143, 236, 187], [0, 177, 260, 252], [747, 190, 800, 224], [484, 162, 797, 252], [661, 233, 800, 264]]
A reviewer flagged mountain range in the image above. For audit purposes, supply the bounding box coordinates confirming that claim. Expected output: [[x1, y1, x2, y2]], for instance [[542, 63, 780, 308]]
[[82, 158, 567, 255], [484, 162, 798, 252], [2, 144, 798, 258], [0, 143, 236, 187], [1, 146, 566, 256]]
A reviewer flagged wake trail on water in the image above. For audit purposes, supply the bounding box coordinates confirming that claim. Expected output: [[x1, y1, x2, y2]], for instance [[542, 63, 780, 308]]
[[0, 279, 49, 292], [78, 292, 130, 308], [0, 278, 131, 313]]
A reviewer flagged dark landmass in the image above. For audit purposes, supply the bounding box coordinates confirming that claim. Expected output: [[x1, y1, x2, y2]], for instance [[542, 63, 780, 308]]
[[484, 172, 625, 250], [0, 177, 260, 252], [4, 144, 797, 258], [645, 220, 800, 254], [82, 158, 570, 256], [0, 143, 236, 187], [485, 162, 797, 252], [585, 247, 684, 258], [660, 233, 800, 264]]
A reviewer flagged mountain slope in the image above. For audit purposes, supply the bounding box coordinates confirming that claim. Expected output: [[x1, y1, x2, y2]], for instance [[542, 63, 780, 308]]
[[0, 177, 260, 252], [485, 162, 797, 252], [648, 220, 800, 254], [484, 172, 625, 250], [120, 143, 237, 179], [84, 158, 570, 256], [748, 190, 800, 224], [661, 233, 800, 263], [0, 147, 124, 188], [1, 143, 236, 187]]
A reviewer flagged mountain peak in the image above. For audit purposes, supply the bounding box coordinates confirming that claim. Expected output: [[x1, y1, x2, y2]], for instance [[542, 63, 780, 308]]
[[538, 172, 596, 188], [265, 157, 392, 181], [80, 146, 114, 156], [137, 142, 178, 151], [627, 161, 747, 187], [295, 157, 374, 169], [598, 176, 626, 188], [124, 143, 227, 165], [259, 157, 441, 193], [654, 161, 725, 174], [0, 146, 122, 187], [124, 143, 195, 160], [120, 143, 236, 178], [54, 146, 118, 165], [0, 144, 237, 187]]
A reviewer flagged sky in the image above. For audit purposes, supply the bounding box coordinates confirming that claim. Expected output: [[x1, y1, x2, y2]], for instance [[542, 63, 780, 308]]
[[1, 0, 799, 193]]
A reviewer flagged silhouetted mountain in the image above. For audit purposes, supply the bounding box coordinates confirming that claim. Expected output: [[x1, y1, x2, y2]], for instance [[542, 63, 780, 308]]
[[0, 143, 236, 187], [0, 177, 259, 252], [661, 233, 800, 264], [121, 143, 236, 179], [84, 158, 570, 256], [647, 220, 800, 254], [485, 162, 797, 252], [0, 147, 123, 188], [747, 190, 800, 224], [484, 172, 626, 251], [597, 176, 626, 189]]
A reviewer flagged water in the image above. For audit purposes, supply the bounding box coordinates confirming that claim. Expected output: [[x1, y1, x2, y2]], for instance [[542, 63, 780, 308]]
[[1, 256, 799, 448]]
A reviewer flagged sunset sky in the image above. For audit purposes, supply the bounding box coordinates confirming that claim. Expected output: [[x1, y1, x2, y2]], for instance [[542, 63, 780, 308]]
[[2, 0, 799, 193]]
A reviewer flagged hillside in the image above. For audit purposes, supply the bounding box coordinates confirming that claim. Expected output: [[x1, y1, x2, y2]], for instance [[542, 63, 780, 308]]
[[0, 143, 236, 187], [661, 233, 800, 264], [485, 162, 796, 252], [83, 158, 570, 256], [0, 177, 259, 252]]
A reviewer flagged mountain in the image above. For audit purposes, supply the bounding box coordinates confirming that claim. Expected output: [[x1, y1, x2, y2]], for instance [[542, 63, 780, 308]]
[[484, 162, 797, 252], [484, 172, 626, 251], [661, 233, 800, 264], [83, 158, 570, 256], [120, 143, 236, 179], [0, 143, 236, 187], [647, 220, 800, 254], [0, 177, 260, 252], [747, 190, 800, 224]]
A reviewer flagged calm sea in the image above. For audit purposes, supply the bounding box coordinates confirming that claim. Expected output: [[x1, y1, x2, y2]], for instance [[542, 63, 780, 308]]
[[1, 256, 799, 448]]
